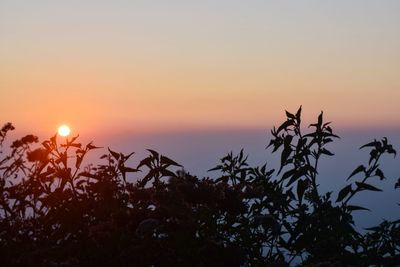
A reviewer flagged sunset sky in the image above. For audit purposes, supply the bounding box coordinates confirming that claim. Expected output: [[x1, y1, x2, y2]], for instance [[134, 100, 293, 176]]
[[1, 1, 400, 227], [1, 0, 400, 137]]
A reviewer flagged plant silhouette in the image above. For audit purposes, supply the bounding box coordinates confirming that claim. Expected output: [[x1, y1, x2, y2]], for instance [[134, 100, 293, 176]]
[[0, 108, 399, 266]]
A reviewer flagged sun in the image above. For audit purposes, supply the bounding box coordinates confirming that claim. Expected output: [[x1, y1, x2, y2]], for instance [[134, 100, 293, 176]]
[[58, 125, 71, 137]]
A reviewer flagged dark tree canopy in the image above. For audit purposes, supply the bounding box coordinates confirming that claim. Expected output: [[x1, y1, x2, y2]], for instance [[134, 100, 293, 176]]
[[0, 108, 399, 267]]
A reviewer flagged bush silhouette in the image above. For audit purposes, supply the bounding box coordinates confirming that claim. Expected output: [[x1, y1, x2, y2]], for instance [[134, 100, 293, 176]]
[[0, 108, 399, 266]]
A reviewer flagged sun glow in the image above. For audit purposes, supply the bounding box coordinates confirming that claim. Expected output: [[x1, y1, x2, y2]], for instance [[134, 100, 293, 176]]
[[58, 125, 71, 137]]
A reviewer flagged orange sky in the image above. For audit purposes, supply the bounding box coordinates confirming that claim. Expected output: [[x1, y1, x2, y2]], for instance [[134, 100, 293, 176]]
[[1, 1, 400, 138]]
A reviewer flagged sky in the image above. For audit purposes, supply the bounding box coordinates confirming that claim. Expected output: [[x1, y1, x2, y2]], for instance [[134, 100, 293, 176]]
[[1, 0, 400, 137], [1, 0, 400, 227]]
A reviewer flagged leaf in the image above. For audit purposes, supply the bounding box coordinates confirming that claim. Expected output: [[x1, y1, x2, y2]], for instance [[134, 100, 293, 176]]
[[120, 166, 139, 173], [108, 147, 120, 160], [277, 120, 294, 134], [360, 140, 379, 149], [160, 169, 176, 177], [295, 106, 302, 123], [387, 145, 397, 156], [369, 149, 378, 165], [50, 134, 57, 146], [287, 166, 312, 186], [356, 182, 382, 192], [122, 151, 135, 162], [215, 176, 229, 183], [347, 165, 365, 180], [147, 149, 159, 159], [284, 134, 293, 147], [265, 168, 274, 177], [347, 205, 370, 212], [279, 147, 292, 173], [280, 169, 295, 181], [75, 155, 83, 169], [297, 179, 307, 203], [268, 138, 283, 152], [266, 139, 275, 149], [260, 164, 266, 174], [364, 226, 380, 231], [375, 168, 385, 180], [55, 152, 67, 167], [317, 111, 323, 127], [137, 156, 152, 169], [336, 184, 352, 202], [320, 148, 334, 156], [68, 135, 79, 143], [395, 178, 400, 189], [285, 110, 296, 120], [87, 142, 102, 150], [325, 124, 332, 133], [286, 189, 296, 201], [208, 165, 222, 172], [142, 169, 158, 182], [160, 155, 182, 167]]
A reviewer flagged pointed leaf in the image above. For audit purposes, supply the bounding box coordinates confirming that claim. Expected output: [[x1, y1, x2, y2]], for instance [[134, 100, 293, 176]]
[[317, 111, 323, 128], [208, 165, 223, 172], [160, 155, 181, 167], [287, 167, 311, 186], [320, 148, 334, 156], [122, 151, 135, 162], [161, 169, 176, 177], [277, 120, 294, 134], [87, 142, 102, 150], [279, 147, 292, 173], [285, 110, 296, 120], [280, 169, 295, 182], [336, 184, 352, 202], [360, 140, 379, 149], [147, 149, 159, 159], [297, 179, 307, 203], [75, 155, 83, 169], [137, 156, 152, 169], [295, 106, 302, 123], [356, 182, 382, 192], [347, 165, 365, 180], [347, 205, 370, 212], [365, 226, 380, 231], [108, 147, 120, 160]]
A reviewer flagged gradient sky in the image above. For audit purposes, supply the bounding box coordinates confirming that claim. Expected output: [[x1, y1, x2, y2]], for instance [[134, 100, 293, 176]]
[[1, 0, 400, 137], [1, 1, 400, 228]]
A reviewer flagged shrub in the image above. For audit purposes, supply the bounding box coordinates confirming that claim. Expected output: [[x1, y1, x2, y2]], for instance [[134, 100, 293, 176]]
[[0, 107, 399, 266]]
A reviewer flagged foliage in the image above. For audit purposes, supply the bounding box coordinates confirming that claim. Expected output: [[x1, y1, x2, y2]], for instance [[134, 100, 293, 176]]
[[0, 108, 399, 266]]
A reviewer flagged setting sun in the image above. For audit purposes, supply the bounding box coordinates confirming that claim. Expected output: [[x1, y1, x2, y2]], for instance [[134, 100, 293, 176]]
[[58, 125, 71, 137]]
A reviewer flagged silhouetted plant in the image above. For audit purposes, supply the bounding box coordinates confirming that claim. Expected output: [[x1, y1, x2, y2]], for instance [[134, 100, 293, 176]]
[[0, 107, 399, 266]]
